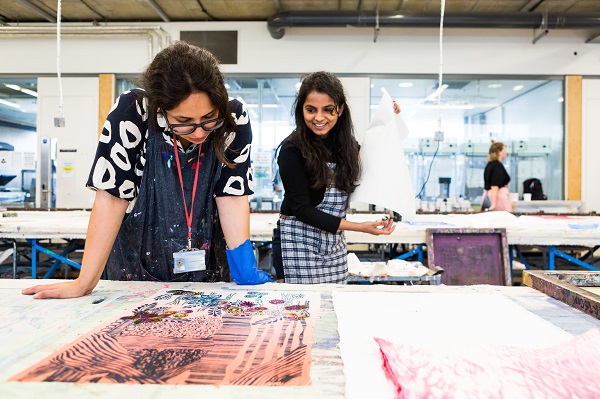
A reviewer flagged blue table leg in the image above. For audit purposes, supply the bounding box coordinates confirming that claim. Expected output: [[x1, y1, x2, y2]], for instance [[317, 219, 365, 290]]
[[548, 246, 600, 271], [393, 244, 424, 262], [28, 239, 82, 279]]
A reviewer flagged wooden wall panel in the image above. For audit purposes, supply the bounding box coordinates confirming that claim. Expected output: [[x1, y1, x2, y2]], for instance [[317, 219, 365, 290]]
[[566, 75, 582, 201], [98, 74, 115, 137]]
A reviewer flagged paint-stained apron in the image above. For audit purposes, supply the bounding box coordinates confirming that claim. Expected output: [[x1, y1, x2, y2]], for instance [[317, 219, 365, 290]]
[[280, 178, 349, 284], [104, 128, 229, 282]]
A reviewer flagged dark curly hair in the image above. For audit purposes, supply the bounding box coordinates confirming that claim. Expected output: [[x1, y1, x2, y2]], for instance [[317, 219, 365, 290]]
[[286, 71, 360, 193], [137, 41, 234, 167]]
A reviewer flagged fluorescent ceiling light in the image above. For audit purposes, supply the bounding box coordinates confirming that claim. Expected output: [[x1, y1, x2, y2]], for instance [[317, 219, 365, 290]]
[[558, 97, 564, 103], [424, 84, 448, 101], [224, 83, 230, 89], [20, 88, 38, 97], [3, 83, 38, 97], [398, 82, 414, 88], [0, 99, 21, 108], [512, 85, 524, 91], [487, 83, 503, 89]]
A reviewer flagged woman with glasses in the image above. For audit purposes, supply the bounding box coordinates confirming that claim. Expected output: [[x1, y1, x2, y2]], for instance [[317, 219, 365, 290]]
[[23, 41, 271, 299], [273, 72, 397, 284]]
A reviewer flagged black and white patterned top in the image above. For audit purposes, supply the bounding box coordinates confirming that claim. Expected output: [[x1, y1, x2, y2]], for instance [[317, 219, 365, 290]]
[[87, 89, 254, 202]]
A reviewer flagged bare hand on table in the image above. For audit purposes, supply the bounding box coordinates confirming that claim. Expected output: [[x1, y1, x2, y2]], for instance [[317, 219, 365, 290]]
[[21, 278, 94, 299]]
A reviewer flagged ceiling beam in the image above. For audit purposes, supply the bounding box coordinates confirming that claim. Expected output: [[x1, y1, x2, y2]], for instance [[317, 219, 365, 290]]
[[14, 0, 56, 23], [397, 0, 409, 11], [80, 0, 106, 21], [520, 0, 546, 12], [145, 0, 171, 22], [272, 0, 281, 12]]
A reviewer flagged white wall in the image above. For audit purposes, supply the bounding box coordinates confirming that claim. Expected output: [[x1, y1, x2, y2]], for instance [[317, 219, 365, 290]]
[[37, 77, 98, 209], [1, 22, 600, 75], [582, 79, 600, 213], [2, 21, 600, 207]]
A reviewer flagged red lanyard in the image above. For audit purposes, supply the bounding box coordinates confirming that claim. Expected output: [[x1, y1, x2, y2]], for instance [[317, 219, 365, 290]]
[[172, 136, 202, 250]]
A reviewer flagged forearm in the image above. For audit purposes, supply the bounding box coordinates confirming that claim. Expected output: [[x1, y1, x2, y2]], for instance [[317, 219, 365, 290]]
[[338, 217, 395, 236], [338, 218, 364, 233], [216, 195, 250, 249], [218, 195, 271, 284], [78, 190, 129, 292]]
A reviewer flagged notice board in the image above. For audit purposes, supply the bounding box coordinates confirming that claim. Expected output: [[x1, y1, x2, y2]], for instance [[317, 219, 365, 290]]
[[426, 228, 511, 286]]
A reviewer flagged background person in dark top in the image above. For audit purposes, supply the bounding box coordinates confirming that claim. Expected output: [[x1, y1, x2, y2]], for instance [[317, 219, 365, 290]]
[[272, 71, 396, 284], [23, 41, 271, 299], [482, 141, 512, 212]]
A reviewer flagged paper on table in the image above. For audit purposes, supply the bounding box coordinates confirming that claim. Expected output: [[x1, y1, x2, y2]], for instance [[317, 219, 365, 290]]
[[350, 88, 416, 221], [333, 291, 572, 399]]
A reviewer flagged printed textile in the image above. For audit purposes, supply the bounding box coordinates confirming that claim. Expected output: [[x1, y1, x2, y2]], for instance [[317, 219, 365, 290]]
[[376, 328, 600, 399], [10, 289, 320, 386]]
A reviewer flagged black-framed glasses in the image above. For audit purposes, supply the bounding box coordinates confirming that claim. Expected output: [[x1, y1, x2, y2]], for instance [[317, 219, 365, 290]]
[[162, 111, 225, 136]]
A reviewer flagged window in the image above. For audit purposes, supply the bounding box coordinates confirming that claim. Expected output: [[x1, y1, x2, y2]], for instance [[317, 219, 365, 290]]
[[225, 78, 300, 210], [371, 78, 564, 204]]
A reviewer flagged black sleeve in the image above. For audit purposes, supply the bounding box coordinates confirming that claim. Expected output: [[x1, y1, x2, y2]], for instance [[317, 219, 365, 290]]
[[214, 99, 254, 197], [86, 89, 146, 200], [484, 161, 510, 189], [278, 143, 341, 234]]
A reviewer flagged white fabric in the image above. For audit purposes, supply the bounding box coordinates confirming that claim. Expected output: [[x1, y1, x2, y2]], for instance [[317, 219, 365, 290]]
[[350, 88, 416, 221], [333, 291, 572, 399]]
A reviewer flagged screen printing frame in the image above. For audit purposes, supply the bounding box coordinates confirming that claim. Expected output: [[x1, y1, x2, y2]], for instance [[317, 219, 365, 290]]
[[523, 270, 600, 320], [426, 228, 511, 286]]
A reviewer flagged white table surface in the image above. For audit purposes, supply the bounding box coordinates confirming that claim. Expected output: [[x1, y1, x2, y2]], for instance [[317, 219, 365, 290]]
[[1, 280, 599, 399], [1, 210, 599, 246]]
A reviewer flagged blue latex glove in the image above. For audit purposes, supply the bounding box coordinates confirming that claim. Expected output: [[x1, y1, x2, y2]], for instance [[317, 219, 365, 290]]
[[226, 239, 273, 285]]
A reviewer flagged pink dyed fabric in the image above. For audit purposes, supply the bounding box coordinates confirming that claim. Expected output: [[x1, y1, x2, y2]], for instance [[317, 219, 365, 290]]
[[375, 328, 600, 399]]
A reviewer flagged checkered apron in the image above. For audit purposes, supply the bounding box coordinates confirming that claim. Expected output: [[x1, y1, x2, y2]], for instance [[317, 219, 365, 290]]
[[280, 168, 349, 284]]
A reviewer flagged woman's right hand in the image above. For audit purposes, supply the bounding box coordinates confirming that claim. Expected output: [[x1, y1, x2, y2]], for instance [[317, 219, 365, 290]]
[[361, 218, 396, 236], [21, 278, 95, 299]]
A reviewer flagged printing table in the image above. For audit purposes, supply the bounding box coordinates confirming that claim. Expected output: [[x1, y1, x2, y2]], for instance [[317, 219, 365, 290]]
[[2, 210, 600, 278], [1, 280, 599, 399]]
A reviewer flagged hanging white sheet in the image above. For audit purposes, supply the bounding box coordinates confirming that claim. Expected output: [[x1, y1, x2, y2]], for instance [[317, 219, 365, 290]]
[[350, 88, 416, 221]]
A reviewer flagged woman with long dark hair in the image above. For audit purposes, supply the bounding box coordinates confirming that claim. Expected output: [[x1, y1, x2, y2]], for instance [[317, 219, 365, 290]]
[[273, 72, 396, 284]]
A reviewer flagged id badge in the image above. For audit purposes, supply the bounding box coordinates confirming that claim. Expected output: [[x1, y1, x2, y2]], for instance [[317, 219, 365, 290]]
[[173, 248, 206, 274]]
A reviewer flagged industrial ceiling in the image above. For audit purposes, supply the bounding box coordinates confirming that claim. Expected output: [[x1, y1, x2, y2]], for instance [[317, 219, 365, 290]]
[[2, 1, 600, 25], [1, 1, 599, 129]]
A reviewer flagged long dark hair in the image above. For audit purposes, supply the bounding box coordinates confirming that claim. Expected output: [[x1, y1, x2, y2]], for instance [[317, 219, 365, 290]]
[[138, 41, 234, 167], [286, 71, 360, 193]]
